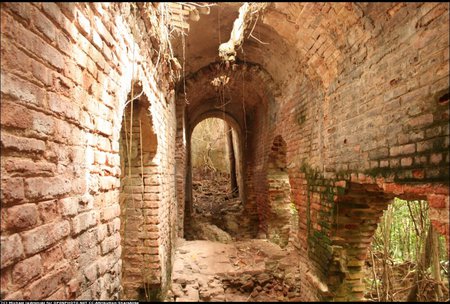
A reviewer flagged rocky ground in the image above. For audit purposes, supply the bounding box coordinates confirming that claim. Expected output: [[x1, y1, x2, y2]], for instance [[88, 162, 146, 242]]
[[168, 172, 302, 302], [185, 173, 256, 242], [166, 239, 303, 302]]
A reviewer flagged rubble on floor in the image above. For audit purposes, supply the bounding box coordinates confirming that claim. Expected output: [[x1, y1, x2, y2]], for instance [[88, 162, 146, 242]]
[[186, 176, 256, 242], [166, 239, 303, 302]]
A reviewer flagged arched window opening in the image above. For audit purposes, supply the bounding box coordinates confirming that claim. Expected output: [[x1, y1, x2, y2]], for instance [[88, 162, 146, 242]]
[[363, 198, 449, 302], [330, 184, 449, 302]]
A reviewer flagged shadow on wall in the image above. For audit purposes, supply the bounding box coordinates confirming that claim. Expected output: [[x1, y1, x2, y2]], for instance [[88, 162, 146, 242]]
[[266, 135, 298, 248]]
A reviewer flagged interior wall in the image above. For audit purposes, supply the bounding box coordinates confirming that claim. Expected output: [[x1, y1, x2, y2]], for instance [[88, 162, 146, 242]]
[[0, 2, 177, 300], [245, 2, 449, 301], [119, 87, 160, 299], [266, 136, 293, 248], [1, 2, 447, 302]]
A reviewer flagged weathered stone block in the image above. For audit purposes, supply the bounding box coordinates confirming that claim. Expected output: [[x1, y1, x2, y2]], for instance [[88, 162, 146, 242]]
[[6, 203, 39, 230], [12, 254, 43, 287], [27, 263, 72, 299]]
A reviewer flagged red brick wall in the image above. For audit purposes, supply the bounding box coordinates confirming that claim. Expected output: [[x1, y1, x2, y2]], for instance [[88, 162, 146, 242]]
[[174, 4, 448, 301], [170, 2, 447, 301], [247, 2, 449, 301], [1, 3, 177, 300]]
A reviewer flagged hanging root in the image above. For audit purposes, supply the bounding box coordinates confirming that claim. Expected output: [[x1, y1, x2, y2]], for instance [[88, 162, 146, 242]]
[[218, 2, 268, 63]]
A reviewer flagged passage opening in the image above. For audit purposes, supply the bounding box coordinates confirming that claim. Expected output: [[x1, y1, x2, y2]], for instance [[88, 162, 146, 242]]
[[186, 118, 244, 241], [363, 198, 449, 302], [119, 83, 159, 300]]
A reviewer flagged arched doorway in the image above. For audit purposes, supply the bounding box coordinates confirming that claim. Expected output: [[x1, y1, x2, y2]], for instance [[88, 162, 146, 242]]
[[119, 82, 159, 300], [184, 116, 246, 240], [329, 182, 450, 302]]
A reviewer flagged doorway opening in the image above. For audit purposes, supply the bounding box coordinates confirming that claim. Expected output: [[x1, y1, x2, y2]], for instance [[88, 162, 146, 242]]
[[119, 83, 159, 300], [185, 117, 245, 241]]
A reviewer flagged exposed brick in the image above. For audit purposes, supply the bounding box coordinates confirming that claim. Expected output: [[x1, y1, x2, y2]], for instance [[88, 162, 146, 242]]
[[428, 194, 448, 209], [45, 287, 67, 300], [38, 200, 59, 223], [409, 113, 434, 127], [430, 153, 443, 164], [83, 262, 98, 284], [41, 2, 64, 26], [100, 234, 120, 255], [100, 204, 120, 222], [97, 224, 108, 243], [26, 263, 72, 300], [76, 10, 91, 36], [1, 133, 46, 154], [412, 169, 425, 179], [0, 101, 33, 130], [71, 211, 98, 235], [12, 254, 43, 287], [95, 117, 113, 136], [41, 245, 64, 272], [400, 157, 413, 167], [92, 30, 103, 50], [48, 92, 80, 121], [62, 238, 80, 260], [33, 7, 56, 41], [21, 220, 70, 256], [4, 2, 35, 23], [1, 177, 25, 204], [0, 2, 447, 302], [4, 290, 24, 300], [57, 3, 77, 21], [0, 71, 45, 107], [0, 234, 24, 269], [24, 177, 71, 200], [58, 197, 79, 217], [6, 203, 39, 230]]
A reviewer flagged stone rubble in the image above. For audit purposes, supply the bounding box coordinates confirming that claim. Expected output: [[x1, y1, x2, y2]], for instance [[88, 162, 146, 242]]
[[166, 239, 303, 302]]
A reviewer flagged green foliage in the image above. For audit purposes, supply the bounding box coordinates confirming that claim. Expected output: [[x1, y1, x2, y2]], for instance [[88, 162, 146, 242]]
[[372, 198, 448, 264], [289, 202, 298, 215], [191, 118, 230, 173]]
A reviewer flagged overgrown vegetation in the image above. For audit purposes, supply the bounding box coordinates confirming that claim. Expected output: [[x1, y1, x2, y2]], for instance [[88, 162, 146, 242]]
[[191, 118, 231, 174], [364, 198, 449, 302]]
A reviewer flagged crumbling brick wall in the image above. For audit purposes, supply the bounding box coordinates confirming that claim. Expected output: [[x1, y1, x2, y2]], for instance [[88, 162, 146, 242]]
[[246, 2, 449, 301], [1, 2, 177, 300], [173, 3, 448, 301], [168, 2, 448, 302]]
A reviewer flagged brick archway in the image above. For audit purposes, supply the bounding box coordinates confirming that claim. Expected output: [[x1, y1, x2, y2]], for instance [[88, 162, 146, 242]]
[[182, 111, 246, 237], [325, 179, 449, 302], [119, 83, 159, 299]]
